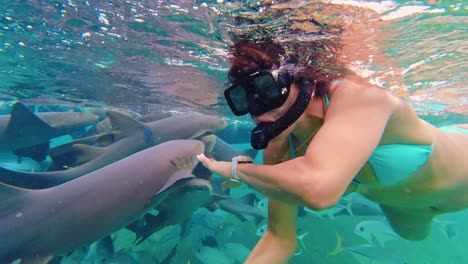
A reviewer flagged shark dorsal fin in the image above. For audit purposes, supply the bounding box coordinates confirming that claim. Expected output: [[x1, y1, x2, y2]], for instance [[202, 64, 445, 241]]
[[72, 144, 106, 165], [106, 110, 144, 137], [4, 102, 55, 149]]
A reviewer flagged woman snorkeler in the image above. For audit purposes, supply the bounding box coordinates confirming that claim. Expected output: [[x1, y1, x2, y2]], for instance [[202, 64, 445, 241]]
[[196, 36, 468, 263]]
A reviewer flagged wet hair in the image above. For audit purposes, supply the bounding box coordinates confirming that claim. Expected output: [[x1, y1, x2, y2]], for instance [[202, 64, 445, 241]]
[[228, 38, 284, 80], [228, 37, 347, 97], [226, 3, 349, 97]]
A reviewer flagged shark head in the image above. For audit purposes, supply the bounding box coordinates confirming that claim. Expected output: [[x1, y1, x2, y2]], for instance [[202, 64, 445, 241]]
[[197, 113, 227, 132]]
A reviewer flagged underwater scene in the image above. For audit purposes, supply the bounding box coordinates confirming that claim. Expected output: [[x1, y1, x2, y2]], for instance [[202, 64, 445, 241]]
[[0, 0, 467, 263]]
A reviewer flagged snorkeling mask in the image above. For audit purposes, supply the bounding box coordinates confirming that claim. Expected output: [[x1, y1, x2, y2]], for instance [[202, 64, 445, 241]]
[[224, 67, 314, 150], [224, 68, 293, 116]]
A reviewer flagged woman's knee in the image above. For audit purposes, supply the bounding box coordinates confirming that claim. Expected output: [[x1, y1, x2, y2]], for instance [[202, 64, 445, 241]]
[[380, 205, 434, 241], [389, 222, 431, 241]]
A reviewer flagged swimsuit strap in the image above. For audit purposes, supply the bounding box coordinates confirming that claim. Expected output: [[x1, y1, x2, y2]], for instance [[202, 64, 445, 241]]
[[288, 134, 297, 158], [325, 94, 330, 107]]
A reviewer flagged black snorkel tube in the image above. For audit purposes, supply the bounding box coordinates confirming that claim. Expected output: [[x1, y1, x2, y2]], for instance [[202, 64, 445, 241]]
[[251, 77, 314, 150]]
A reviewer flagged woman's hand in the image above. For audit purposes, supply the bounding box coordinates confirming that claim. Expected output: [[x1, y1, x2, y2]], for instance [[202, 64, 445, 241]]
[[196, 154, 233, 179]]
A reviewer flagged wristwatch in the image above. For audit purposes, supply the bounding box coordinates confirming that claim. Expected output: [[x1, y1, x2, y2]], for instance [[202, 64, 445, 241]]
[[231, 155, 254, 181]]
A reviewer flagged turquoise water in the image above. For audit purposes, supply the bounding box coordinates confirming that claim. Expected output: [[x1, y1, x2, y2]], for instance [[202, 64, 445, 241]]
[[0, 0, 467, 263]]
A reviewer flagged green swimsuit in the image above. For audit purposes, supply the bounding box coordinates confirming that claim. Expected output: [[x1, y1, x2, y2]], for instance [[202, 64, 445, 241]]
[[289, 95, 468, 186]]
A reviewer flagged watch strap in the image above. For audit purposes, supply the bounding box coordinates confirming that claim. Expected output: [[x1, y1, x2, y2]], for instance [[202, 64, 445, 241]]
[[231, 156, 253, 181]]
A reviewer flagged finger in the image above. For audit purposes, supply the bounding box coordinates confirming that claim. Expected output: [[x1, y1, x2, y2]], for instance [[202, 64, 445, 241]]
[[196, 154, 205, 161]]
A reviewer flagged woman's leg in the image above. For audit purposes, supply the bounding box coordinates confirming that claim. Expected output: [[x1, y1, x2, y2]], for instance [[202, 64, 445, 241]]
[[453, 124, 468, 130], [439, 125, 468, 135], [380, 205, 436, 241]]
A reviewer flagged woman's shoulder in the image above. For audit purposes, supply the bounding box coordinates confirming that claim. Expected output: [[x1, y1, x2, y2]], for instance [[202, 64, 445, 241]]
[[331, 75, 400, 106], [335, 75, 386, 93]]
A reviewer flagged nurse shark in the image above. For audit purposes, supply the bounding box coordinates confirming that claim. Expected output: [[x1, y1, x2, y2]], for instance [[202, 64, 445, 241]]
[[0, 139, 204, 264], [0, 102, 99, 161], [0, 111, 226, 188], [47, 111, 174, 169], [127, 178, 226, 245]]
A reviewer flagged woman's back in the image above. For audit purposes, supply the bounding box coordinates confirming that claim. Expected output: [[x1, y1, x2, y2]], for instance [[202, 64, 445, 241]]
[[336, 75, 436, 147]]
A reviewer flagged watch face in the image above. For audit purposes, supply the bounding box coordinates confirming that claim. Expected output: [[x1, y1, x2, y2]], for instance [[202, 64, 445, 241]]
[[236, 155, 253, 163]]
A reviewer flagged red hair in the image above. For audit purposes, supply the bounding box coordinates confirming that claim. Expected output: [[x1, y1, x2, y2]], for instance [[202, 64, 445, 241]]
[[227, 37, 347, 97]]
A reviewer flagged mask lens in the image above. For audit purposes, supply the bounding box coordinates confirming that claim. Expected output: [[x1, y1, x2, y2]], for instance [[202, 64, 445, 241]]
[[224, 83, 249, 116], [225, 71, 290, 116], [251, 72, 280, 101]]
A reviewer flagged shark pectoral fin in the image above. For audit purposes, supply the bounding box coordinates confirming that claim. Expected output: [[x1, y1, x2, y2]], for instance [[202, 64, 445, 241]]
[[71, 144, 106, 165], [5, 102, 55, 150], [221, 179, 242, 192], [156, 170, 195, 196], [205, 193, 228, 206], [106, 110, 144, 136], [20, 254, 54, 264]]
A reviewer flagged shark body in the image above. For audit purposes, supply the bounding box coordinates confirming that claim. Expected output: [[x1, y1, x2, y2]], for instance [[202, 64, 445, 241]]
[[0, 111, 226, 188], [0, 139, 204, 264], [0, 102, 99, 161]]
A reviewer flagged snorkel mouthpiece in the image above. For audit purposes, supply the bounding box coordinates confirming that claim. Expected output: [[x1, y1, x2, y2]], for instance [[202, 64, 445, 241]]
[[250, 78, 314, 150], [251, 123, 271, 150]]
